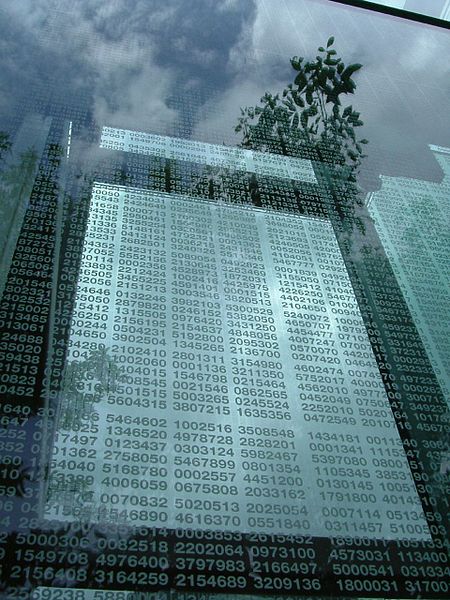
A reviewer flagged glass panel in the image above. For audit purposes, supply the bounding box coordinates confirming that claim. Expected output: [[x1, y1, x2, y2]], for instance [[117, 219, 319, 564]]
[[0, 0, 448, 598]]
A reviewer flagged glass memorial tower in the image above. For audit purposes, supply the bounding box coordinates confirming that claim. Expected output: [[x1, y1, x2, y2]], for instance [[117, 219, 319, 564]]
[[44, 129, 430, 541], [0, 1, 448, 598]]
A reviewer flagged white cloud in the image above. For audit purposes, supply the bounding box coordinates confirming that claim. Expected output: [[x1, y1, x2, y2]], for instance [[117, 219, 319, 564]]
[[2, 0, 179, 133], [93, 59, 177, 132], [192, 79, 266, 145]]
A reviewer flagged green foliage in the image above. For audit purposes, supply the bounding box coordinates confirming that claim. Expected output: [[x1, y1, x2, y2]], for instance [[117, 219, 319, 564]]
[[235, 39, 367, 172], [234, 39, 369, 228]]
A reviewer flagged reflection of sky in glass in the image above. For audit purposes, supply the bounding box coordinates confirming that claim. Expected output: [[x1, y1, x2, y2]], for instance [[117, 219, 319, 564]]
[[1, 0, 449, 191]]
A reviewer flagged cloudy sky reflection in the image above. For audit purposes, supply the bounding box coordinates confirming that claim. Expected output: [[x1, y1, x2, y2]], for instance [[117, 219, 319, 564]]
[[0, 0, 449, 191]]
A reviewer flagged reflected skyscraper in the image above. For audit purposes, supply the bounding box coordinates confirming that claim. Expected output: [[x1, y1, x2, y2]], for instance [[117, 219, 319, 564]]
[[367, 145, 450, 404]]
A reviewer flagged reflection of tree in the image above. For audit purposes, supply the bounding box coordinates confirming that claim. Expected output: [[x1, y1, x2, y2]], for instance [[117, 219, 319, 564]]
[[46, 464, 93, 513], [0, 148, 38, 191], [191, 164, 257, 206], [235, 39, 368, 227], [47, 347, 127, 513], [0, 146, 39, 252], [237, 39, 367, 163], [58, 346, 127, 430], [0, 131, 11, 160]]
